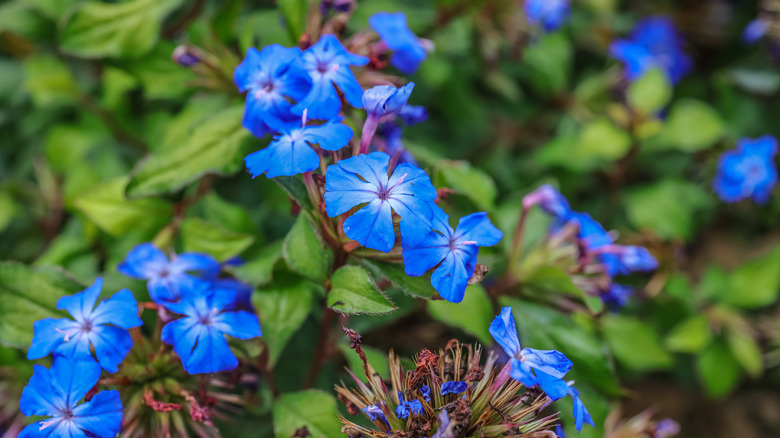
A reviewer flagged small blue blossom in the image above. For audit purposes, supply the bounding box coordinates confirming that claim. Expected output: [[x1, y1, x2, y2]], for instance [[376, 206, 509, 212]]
[[713, 135, 778, 203], [395, 392, 423, 419], [524, 184, 571, 219], [27, 278, 142, 373], [489, 307, 573, 400], [601, 283, 634, 311], [524, 0, 570, 32], [370, 12, 428, 74], [654, 419, 681, 438], [245, 117, 353, 178], [19, 357, 123, 438], [743, 18, 769, 44], [234, 45, 310, 138], [290, 34, 369, 120], [363, 403, 390, 431], [609, 246, 659, 275], [118, 242, 220, 303], [363, 83, 415, 120], [324, 151, 437, 252], [161, 282, 262, 374], [420, 384, 431, 402], [399, 104, 428, 125], [609, 17, 692, 84], [402, 205, 503, 303], [440, 381, 467, 395], [567, 385, 595, 432]]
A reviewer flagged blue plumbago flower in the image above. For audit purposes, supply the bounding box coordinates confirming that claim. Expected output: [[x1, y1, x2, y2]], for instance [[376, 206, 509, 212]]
[[523, 184, 571, 219], [395, 392, 423, 419], [489, 307, 573, 400], [245, 117, 353, 178], [324, 151, 437, 252], [234, 45, 310, 138], [607, 245, 659, 275], [363, 403, 390, 431], [363, 83, 415, 120], [290, 34, 369, 120], [524, 0, 570, 32], [118, 242, 220, 303], [601, 283, 634, 311], [713, 135, 779, 203], [399, 104, 428, 125], [609, 17, 692, 84], [209, 278, 254, 311], [27, 278, 142, 373], [743, 18, 769, 44], [161, 282, 262, 374], [370, 12, 429, 74], [567, 385, 595, 432], [19, 357, 123, 438], [420, 384, 431, 402], [402, 205, 503, 303], [440, 381, 467, 395]]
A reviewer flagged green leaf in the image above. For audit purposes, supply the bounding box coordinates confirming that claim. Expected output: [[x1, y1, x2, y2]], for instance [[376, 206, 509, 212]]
[[180, 218, 255, 262], [602, 315, 672, 371], [697, 340, 741, 397], [665, 315, 712, 353], [273, 390, 342, 438], [272, 175, 313, 210], [277, 0, 308, 44], [327, 266, 396, 315], [231, 241, 283, 287], [427, 285, 493, 344], [126, 106, 253, 198], [575, 117, 632, 163], [726, 328, 762, 377], [253, 273, 314, 365], [522, 266, 602, 314], [361, 259, 437, 299], [283, 212, 333, 283], [501, 298, 621, 395], [73, 178, 172, 236], [437, 160, 497, 210], [0, 263, 83, 348], [626, 179, 712, 240], [655, 99, 725, 151], [627, 68, 672, 115], [721, 247, 780, 309], [521, 32, 571, 95], [23, 55, 80, 107], [59, 0, 183, 59]]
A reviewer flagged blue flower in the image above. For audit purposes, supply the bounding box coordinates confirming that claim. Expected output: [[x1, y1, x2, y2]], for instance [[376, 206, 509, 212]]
[[234, 45, 311, 138], [395, 392, 423, 419], [713, 135, 778, 203], [567, 386, 595, 432], [601, 283, 634, 311], [290, 34, 369, 120], [524, 184, 571, 219], [161, 282, 262, 374], [609, 17, 692, 84], [399, 104, 428, 125], [324, 151, 437, 252], [432, 408, 452, 438], [489, 307, 573, 400], [118, 243, 220, 303], [743, 18, 769, 44], [363, 83, 415, 120], [19, 357, 123, 438], [363, 403, 390, 431], [555, 424, 566, 437], [524, 0, 570, 32], [610, 246, 659, 275], [402, 205, 503, 303], [209, 278, 254, 311], [27, 278, 142, 373], [440, 381, 467, 395], [370, 12, 428, 74], [245, 117, 354, 178], [654, 419, 681, 438], [420, 384, 431, 402]]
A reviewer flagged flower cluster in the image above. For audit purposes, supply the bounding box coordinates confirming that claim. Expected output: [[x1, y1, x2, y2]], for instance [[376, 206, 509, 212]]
[[609, 17, 692, 84], [524, 0, 571, 32], [713, 135, 778, 204], [524, 185, 659, 310]]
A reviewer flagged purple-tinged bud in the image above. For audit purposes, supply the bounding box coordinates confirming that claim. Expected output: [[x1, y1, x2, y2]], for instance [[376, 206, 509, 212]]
[[523, 184, 571, 219], [172, 45, 200, 66]]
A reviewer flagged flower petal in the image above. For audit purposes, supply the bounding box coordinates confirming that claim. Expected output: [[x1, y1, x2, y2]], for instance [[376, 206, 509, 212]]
[[117, 243, 168, 279], [212, 310, 262, 339], [56, 278, 103, 323], [489, 307, 522, 357], [343, 199, 395, 252], [91, 325, 134, 373], [71, 390, 124, 438], [90, 289, 142, 329]]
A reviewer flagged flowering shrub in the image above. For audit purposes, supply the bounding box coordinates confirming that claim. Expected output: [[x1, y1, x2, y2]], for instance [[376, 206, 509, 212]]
[[1, 0, 780, 437]]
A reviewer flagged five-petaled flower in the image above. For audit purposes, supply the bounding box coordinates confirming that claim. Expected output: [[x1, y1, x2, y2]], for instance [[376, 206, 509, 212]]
[[524, 0, 571, 32], [245, 117, 354, 178], [370, 12, 429, 74], [713, 135, 778, 204], [440, 380, 467, 395], [161, 281, 262, 374], [290, 34, 369, 120], [234, 45, 311, 138], [27, 278, 143, 373], [118, 242, 220, 304], [489, 307, 573, 400], [395, 392, 423, 419], [609, 17, 692, 84], [19, 357, 123, 438], [324, 151, 437, 252], [402, 205, 502, 303]]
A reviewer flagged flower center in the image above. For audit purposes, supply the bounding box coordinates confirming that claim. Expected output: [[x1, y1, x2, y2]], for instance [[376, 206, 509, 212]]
[[316, 61, 331, 73]]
